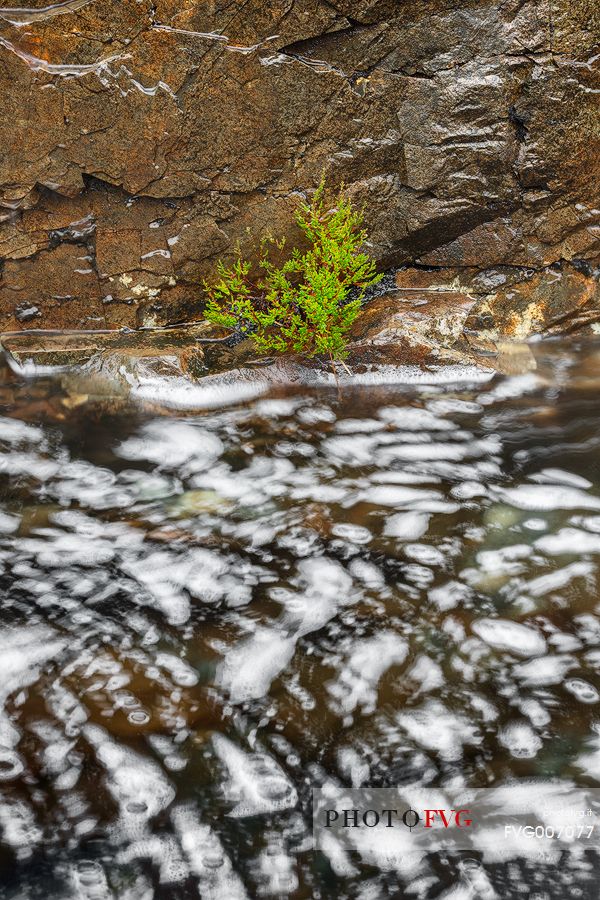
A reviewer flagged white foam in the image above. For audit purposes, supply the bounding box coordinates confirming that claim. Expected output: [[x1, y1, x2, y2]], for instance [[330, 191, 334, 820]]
[[327, 632, 408, 715], [212, 735, 297, 816], [363, 485, 444, 506], [564, 678, 600, 704], [384, 511, 431, 539], [84, 725, 175, 836], [535, 528, 600, 555], [131, 374, 269, 410], [513, 654, 576, 686], [118, 421, 223, 468], [530, 468, 593, 489], [494, 484, 600, 511], [471, 618, 547, 657], [218, 627, 296, 703], [397, 700, 481, 761], [404, 543, 446, 566], [171, 804, 248, 898], [0, 417, 43, 443], [499, 721, 543, 758], [429, 580, 471, 611], [0, 627, 66, 748], [377, 407, 457, 430], [526, 561, 593, 597]]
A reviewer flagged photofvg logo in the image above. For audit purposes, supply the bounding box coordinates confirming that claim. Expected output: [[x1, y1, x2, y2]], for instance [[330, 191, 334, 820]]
[[322, 805, 473, 831], [313, 785, 600, 876]]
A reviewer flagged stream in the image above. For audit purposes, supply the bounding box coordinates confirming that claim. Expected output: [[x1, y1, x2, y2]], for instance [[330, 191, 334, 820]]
[[1, 340, 600, 898]]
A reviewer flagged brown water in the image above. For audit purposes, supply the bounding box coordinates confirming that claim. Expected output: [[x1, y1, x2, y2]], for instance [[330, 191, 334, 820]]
[[1, 340, 600, 898]]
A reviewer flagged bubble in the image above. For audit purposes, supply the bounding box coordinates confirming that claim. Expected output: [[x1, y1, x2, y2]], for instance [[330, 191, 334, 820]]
[[202, 851, 225, 869], [565, 679, 600, 704], [114, 691, 139, 709], [76, 860, 104, 885], [0, 750, 24, 781], [261, 778, 292, 800], [127, 709, 151, 725], [126, 800, 149, 815]]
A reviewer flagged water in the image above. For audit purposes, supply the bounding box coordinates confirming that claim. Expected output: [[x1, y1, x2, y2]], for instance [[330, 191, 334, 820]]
[[1, 339, 600, 898]]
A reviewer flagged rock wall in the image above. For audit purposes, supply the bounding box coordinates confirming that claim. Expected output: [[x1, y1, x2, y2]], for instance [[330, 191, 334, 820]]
[[0, 0, 598, 330]]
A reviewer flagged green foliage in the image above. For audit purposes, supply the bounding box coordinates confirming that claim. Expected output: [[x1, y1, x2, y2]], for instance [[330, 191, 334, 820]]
[[203, 179, 382, 360]]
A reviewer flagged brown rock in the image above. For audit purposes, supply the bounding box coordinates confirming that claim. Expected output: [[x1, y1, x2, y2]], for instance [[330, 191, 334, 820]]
[[0, 0, 598, 329], [465, 263, 600, 341]]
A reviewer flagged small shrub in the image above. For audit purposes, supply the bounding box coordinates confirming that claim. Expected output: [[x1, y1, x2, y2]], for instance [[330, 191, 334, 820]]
[[203, 179, 381, 360]]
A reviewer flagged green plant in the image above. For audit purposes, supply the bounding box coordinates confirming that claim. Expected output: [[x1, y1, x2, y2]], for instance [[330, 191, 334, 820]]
[[202, 179, 382, 361]]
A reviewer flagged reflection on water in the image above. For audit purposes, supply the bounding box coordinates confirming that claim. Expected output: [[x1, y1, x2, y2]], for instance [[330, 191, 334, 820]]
[[1, 340, 600, 897]]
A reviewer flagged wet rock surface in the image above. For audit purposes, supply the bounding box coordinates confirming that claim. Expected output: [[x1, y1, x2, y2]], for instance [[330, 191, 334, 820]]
[[0, 0, 598, 329], [3, 257, 598, 400]]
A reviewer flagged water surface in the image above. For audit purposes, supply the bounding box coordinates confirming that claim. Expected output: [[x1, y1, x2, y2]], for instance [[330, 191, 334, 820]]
[[1, 341, 600, 898]]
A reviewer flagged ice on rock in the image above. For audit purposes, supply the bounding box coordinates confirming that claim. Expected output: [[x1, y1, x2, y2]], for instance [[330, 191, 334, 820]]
[[384, 511, 431, 540], [471, 618, 547, 657], [212, 735, 297, 816]]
